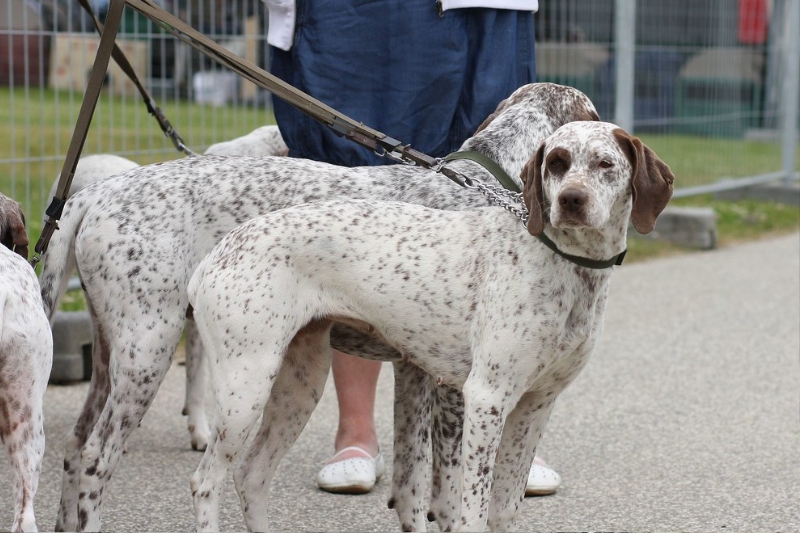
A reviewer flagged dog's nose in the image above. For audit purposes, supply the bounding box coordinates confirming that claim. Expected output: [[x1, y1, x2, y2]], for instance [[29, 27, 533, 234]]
[[558, 189, 588, 212]]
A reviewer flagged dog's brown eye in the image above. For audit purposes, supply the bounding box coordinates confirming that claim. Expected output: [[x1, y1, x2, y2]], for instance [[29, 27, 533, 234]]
[[548, 158, 566, 172], [599, 160, 613, 169]]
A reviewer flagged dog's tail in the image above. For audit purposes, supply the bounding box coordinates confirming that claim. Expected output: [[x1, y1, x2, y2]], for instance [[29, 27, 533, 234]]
[[39, 195, 89, 322]]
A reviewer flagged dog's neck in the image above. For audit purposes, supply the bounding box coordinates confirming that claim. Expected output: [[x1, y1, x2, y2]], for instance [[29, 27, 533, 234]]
[[459, 114, 556, 188], [541, 222, 628, 268]]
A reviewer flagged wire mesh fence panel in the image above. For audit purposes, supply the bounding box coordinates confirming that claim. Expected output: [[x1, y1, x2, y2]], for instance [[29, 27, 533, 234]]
[[534, 0, 798, 192], [1, 0, 273, 231], [1, 0, 798, 230]]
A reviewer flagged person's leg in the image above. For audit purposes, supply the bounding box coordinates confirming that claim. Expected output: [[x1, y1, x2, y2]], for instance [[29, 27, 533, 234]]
[[330, 350, 381, 459], [316, 351, 384, 493]]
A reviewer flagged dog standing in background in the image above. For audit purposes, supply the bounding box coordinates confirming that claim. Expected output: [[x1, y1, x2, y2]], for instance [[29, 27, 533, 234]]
[[41, 129, 288, 454]]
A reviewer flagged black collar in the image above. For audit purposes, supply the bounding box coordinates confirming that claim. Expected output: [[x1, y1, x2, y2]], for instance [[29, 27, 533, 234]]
[[536, 231, 627, 269]]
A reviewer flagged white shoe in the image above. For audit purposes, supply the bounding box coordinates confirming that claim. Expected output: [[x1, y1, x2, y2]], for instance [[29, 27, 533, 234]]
[[525, 456, 561, 496], [316, 446, 386, 494]]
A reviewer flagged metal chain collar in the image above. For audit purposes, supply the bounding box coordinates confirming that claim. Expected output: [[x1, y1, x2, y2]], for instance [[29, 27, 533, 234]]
[[380, 148, 530, 226], [462, 175, 530, 226]]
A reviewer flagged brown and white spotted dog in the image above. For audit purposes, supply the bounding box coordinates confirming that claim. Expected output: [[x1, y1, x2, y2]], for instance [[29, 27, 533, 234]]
[[0, 193, 53, 532], [187, 121, 675, 532], [44, 132, 288, 455], [37, 83, 599, 532]]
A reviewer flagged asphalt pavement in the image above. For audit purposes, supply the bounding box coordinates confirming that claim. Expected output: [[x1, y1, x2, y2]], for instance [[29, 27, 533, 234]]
[[1, 232, 798, 532]]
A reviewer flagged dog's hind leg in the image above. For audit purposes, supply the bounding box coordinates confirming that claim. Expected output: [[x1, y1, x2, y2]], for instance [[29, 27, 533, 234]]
[[388, 361, 432, 532], [428, 385, 464, 532], [72, 311, 186, 532], [182, 320, 210, 452], [191, 345, 290, 532], [488, 393, 555, 532], [233, 320, 333, 532], [190, 299, 307, 532], [55, 302, 112, 532]]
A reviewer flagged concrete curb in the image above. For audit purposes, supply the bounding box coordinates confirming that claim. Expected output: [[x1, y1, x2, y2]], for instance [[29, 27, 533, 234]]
[[631, 205, 718, 249], [714, 180, 800, 205]]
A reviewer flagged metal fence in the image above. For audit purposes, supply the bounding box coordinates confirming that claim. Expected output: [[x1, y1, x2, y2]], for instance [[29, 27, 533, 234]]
[[533, 0, 799, 198], [1, 0, 798, 222]]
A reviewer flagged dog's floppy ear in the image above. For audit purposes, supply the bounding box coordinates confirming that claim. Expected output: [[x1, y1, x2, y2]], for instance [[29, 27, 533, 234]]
[[0, 197, 29, 260], [521, 144, 547, 236], [613, 128, 675, 234]]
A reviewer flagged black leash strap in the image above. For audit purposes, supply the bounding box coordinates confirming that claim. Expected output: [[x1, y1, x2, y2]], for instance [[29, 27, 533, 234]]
[[30, 0, 127, 268], [75, 0, 195, 157]]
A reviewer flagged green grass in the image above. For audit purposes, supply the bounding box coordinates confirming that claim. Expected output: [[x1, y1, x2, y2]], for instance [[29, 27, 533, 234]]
[[675, 194, 800, 243], [638, 133, 800, 187], [0, 87, 275, 161], [1, 86, 275, 239]]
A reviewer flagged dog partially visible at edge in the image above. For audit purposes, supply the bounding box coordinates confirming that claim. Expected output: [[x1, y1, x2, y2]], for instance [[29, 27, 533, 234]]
[[0, 193, 53, 532], [37, 83, 600, 532], [0, 194, 29, 260], [186, 121, 675, 532]]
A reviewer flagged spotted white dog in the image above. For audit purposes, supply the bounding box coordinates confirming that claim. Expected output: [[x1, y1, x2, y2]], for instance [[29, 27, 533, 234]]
[[38, 83, 600, 532], [47, 155, 141, 204], [45, 130, 288, 452], [187, 121, 675, 532], [0, 194, 53, 533], [203, 125, 288, 157]]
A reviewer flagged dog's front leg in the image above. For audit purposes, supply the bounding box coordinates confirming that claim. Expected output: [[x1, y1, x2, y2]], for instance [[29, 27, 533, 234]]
[[389, 361, 432, 532], [488, 392, 556, 532], [456, 377, 520, 532]]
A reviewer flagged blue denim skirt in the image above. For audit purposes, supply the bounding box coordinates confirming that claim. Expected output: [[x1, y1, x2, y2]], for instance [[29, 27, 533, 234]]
[[270, 0, 536, 166]]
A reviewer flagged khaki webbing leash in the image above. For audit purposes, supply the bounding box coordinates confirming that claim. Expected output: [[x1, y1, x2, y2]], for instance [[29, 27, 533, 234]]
[[75, 0, 195, 157], [30, 0, 127, 268]]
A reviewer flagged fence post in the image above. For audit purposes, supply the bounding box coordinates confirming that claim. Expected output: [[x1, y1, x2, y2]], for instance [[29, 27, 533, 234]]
[[781, 0, 799, 183], [614, 0, 636, 132]]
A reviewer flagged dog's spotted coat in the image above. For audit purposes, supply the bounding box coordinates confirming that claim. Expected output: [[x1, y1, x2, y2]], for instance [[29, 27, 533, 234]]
[[38, 83, 600, 532], [0, 194, 52, 532], [203, 125, 288, 157], [187, 121, 674, 532]]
